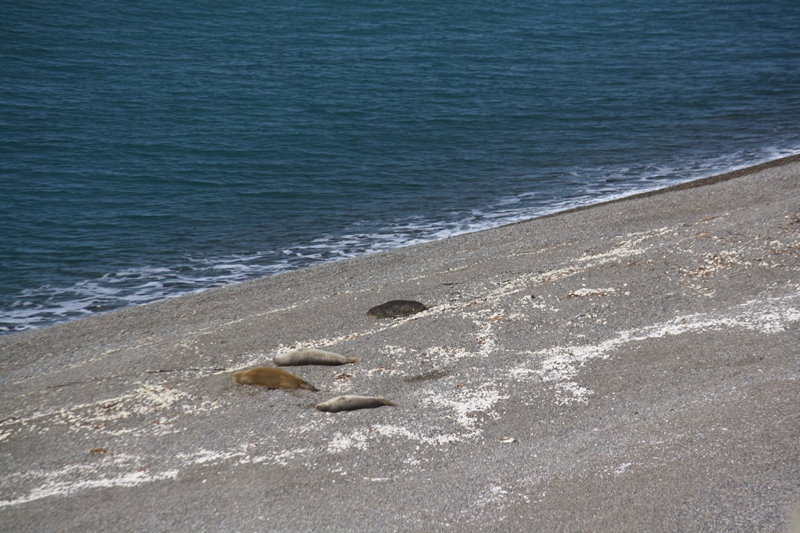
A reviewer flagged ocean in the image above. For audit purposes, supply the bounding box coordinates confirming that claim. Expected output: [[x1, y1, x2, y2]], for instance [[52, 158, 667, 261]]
[[2, 0, 800, 334]]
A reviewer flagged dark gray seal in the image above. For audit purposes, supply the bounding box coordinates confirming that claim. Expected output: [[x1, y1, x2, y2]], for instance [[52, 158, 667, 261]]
[[366, 300, 427, 319]]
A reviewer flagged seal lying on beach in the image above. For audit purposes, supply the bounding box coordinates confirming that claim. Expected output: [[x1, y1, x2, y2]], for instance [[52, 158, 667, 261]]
[[316, 395, 398, 412], [367, 300, 427, 319], [231, 367, 318, 391], [274, 348, 362, 366]]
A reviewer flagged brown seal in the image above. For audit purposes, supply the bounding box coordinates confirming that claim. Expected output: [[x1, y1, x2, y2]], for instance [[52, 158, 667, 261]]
[[366, 300, 427, 319], [315, 395, 398, 412], [274, 348, 362, 366], [231, 367, 318, 391]]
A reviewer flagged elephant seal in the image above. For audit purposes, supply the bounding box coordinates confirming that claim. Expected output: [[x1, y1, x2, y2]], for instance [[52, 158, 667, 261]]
[[232, 367, 318, 391], [274, 348, 362, 366], [316, 395, 398, 413], [367, 300, 427, 319]]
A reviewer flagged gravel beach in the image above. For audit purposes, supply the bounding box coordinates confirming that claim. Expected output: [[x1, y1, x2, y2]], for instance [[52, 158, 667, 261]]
[[1, 155, 799, 532]]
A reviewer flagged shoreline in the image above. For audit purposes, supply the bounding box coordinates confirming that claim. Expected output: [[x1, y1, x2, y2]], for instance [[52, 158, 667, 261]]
[[4, 152, 800, 338], [534, 152, 800, 220], [1, 155, 799, 531], [532, 154, 800, 220]]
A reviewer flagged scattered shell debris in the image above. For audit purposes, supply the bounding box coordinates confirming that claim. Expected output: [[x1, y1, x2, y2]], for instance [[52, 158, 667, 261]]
[[2, 221, 798, 511], [0, 454, 179, 508], [566, 287, 615, 298], [511, 288, 800, 405]]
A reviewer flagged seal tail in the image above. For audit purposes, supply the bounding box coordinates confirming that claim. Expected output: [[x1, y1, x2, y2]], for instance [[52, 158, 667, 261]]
[[301, 382, 320, 392], [346, 357, 363, 364]]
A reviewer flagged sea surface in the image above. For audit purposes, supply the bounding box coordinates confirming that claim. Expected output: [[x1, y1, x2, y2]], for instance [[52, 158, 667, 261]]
[[2, 0, 800, 334]]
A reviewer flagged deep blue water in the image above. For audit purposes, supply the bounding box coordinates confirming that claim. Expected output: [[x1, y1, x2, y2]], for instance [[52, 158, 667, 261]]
[[2, 0, 800, 334]]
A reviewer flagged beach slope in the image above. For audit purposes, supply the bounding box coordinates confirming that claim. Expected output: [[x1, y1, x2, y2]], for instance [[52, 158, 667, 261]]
[[1, 156, 799, 532]]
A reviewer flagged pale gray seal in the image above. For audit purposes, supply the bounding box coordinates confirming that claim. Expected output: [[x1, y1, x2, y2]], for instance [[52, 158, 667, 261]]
[[274, 348, 361, 366], [315, 395, 398, 412]]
